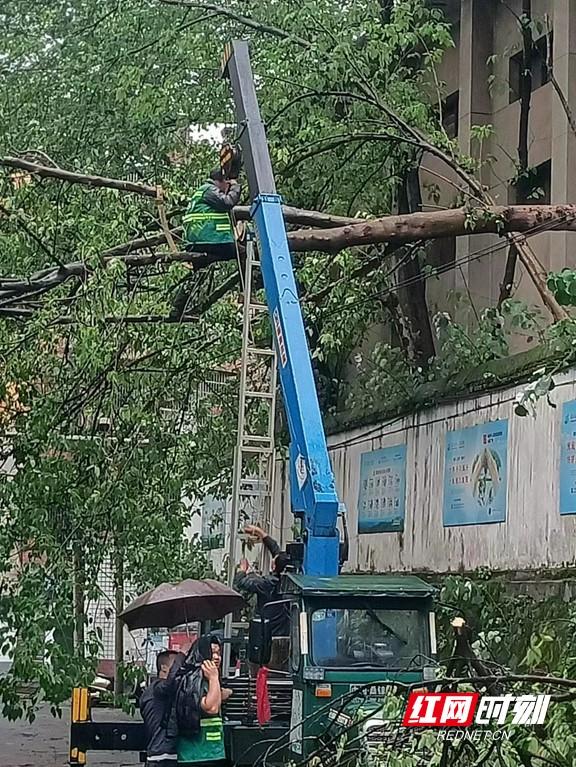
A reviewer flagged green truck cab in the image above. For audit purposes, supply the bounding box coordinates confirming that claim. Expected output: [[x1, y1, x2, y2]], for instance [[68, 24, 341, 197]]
[[226, 573, 436, 766]]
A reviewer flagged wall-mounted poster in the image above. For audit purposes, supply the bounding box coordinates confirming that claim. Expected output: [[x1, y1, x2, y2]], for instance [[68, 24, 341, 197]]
[[560, 400, 576, 515], [357, 445, 406, 534], [443, 419, 508, 526]]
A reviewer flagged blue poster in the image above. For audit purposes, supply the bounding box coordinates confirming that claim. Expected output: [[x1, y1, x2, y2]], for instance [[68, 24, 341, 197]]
[[357, 445, 406, 534], [560, 400, 576, 514], [443, 420, 508, 526]]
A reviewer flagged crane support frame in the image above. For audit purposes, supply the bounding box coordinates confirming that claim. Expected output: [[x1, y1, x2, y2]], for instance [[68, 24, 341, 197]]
[[222, 40, 340, 576]]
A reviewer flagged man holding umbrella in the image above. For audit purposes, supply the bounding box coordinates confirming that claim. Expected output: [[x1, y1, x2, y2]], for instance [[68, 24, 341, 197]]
[[141, 641, 227, 767], [121, 578, 245, 765]]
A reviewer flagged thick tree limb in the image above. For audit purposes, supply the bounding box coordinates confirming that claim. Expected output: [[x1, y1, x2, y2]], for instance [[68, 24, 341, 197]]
[[0, 157, 159, 198], [101, 207, 359, 258], [395, 166, 435, 367], [2, 205, 574, 324], [3, 205, 576, 297], [287, 205, 576, 252], [105, 204, 576, 262], [157, 0, 311, 47]]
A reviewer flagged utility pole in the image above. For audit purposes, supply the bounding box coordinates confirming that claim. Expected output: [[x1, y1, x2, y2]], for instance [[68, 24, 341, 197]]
[[114, 547, 124, 699], [72, 543, 85, 657]]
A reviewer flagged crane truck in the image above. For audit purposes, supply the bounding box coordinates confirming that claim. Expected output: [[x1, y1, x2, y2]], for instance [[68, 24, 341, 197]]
[[68, 40, 437, 766]]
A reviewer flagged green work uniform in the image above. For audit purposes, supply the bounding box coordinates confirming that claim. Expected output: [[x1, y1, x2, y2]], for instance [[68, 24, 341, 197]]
[[177, 679, 225, 765], [183, 182, 237, 246], [177, 717, 225, 764]]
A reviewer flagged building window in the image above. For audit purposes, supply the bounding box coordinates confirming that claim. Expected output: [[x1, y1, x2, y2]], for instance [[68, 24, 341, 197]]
[[510, 159, 551, 205], [442, 92, 459, 139], [509, 34, 552, 104]]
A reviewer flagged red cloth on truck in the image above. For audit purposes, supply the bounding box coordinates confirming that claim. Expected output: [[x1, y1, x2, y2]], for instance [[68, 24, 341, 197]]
[[256, 666, 271, 725]]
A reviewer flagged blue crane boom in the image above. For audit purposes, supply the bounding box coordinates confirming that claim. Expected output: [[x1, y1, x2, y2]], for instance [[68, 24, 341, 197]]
[[222, 40, 341, 577]]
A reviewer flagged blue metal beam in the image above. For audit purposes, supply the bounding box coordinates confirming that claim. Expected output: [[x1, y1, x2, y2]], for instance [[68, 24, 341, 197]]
[[223, 41, 341, 576], [252, 196, 340, 576]]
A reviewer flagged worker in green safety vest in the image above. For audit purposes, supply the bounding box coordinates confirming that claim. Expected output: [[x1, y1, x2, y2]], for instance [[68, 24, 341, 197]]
[[176, 636, 228, 767], [170, 169, 242, 320]]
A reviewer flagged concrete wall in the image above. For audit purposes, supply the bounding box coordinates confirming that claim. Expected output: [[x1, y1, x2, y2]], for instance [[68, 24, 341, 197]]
[[272, 365, 576, 574]]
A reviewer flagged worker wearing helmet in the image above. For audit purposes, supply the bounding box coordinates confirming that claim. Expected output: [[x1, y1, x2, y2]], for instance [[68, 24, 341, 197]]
[[170, 168, 242, 320]]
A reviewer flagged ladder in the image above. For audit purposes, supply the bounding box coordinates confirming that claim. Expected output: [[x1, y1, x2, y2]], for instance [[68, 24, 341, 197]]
[[223, 236, 278, 671]]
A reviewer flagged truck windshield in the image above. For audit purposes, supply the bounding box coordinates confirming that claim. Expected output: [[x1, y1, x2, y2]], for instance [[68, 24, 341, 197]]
[[310, 607, 427, 669]]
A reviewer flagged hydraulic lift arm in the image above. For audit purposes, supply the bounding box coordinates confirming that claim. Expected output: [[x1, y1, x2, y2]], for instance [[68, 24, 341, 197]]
[[222, 40, 341, 577]]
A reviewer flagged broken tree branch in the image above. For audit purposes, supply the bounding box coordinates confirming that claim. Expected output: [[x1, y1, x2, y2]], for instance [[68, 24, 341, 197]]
[[104, 204, 576, 265], [4, 205, 575, 300], [1, 155, 362, 230], [0, 156, 159, 198]]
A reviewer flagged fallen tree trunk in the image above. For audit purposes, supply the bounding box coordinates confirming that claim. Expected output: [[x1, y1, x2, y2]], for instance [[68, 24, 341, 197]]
[[288, 205, 576, 252], [2, 204, 574, 313], [105, 204, 576, 261]]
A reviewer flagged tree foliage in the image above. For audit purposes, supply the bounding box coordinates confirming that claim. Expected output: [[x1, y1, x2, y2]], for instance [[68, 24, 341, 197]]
[[0, 0, 575, 726]]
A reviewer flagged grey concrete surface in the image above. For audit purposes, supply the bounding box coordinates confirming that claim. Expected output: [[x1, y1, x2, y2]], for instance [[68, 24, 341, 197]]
[[0, 705, 141, 767]]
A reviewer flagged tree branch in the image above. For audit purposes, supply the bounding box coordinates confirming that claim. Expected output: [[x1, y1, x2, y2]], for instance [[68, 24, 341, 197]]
[[498, 0, 532, 307], [100, 206, 359, 258], [0, 307, 201, 324], [157, 0, 310, 47], [0, 157, 159, 198], [1, 155, 362, 229], [266, 90, 380, 128], [195, 270, 240, 314], [3, 205, 576, 301], [285, 130, 425, 172]]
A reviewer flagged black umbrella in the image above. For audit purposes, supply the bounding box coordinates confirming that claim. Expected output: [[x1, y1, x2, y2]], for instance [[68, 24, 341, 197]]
[[119, 578, 245, 630]]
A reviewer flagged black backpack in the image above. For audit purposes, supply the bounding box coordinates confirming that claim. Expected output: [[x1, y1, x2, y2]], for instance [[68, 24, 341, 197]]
[[174, 665, 204, 740]]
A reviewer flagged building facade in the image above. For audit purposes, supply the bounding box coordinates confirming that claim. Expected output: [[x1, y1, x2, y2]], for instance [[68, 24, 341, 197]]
[[422, 0, 576, 344]]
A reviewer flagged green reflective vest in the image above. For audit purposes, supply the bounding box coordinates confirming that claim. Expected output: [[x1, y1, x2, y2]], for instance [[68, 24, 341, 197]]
[[177, 717, 225, 764], [183, 183, 234, 246]]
